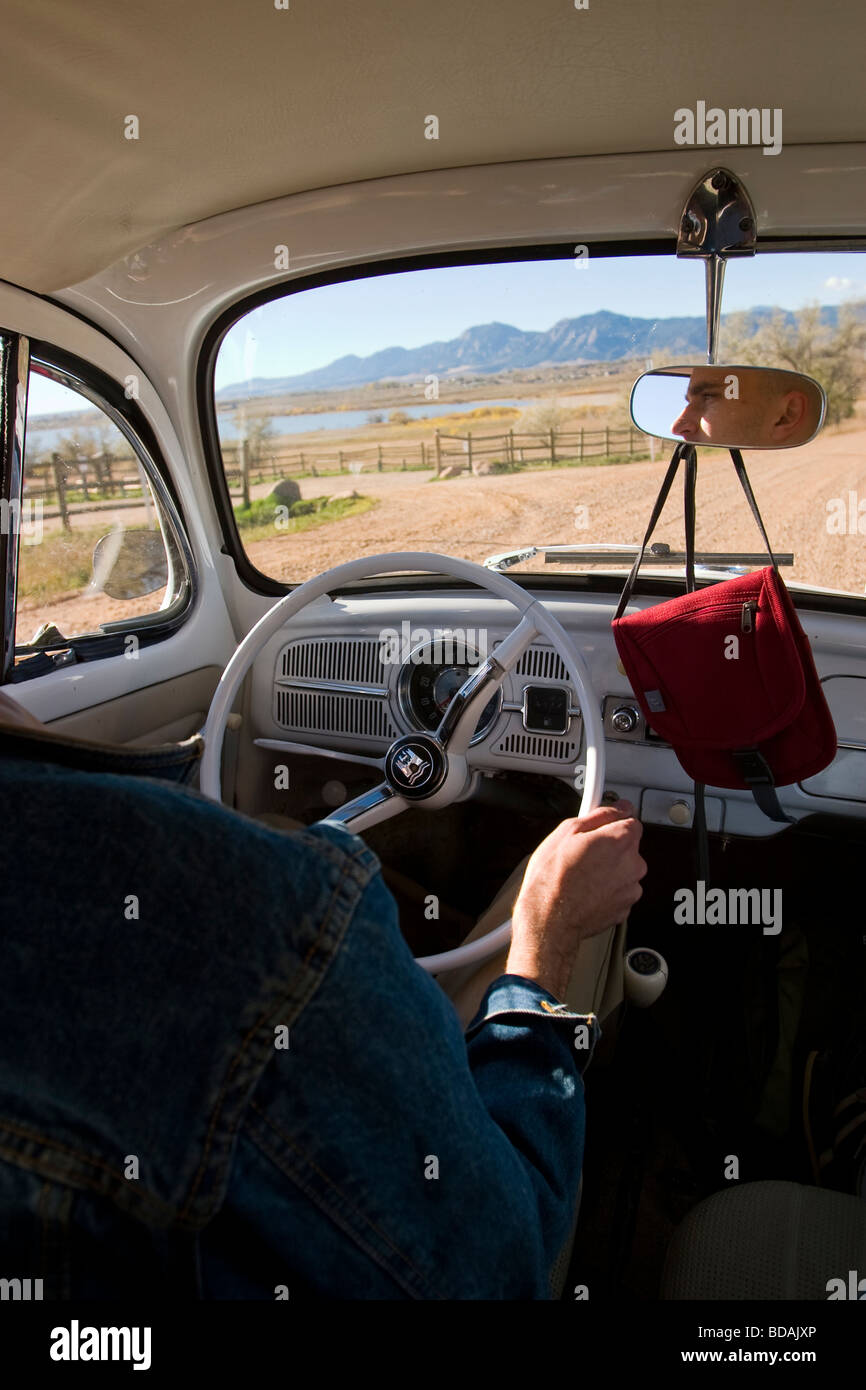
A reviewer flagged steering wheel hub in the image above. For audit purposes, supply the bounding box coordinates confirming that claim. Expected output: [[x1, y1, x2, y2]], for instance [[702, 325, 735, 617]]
[[384, 733, 447, 800]]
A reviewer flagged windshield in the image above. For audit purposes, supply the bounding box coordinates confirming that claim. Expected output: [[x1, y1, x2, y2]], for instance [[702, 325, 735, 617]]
[[213, 251, 866, 597]]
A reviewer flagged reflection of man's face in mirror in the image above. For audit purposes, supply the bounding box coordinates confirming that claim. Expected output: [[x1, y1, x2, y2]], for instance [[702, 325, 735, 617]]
[[670, 368, 812, 447]]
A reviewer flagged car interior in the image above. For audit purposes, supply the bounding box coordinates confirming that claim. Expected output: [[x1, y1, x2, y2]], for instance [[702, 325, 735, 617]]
[[1, 0, 865, 1304]]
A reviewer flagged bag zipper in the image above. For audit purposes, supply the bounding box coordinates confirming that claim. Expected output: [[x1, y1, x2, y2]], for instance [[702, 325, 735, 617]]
[[628, 596, 763, 643], [741, 601, 759, 632]]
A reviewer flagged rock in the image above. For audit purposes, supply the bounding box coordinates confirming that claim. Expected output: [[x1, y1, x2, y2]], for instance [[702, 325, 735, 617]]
[[270, 478, 302, 504]]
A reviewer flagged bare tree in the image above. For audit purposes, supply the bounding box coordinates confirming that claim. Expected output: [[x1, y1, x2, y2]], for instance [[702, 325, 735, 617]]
[[243, 413, 276, 468], [58, 427, 99, 499], [722, 302, 866, 427], [520, 399, 569, 438]]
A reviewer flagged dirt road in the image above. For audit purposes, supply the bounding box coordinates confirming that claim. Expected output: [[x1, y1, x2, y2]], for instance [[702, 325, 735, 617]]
[[247, 424, 866, 594]]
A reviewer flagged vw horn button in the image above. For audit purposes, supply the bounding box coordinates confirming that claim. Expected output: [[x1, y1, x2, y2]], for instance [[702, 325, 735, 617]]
[[384, 734, 447, 800]]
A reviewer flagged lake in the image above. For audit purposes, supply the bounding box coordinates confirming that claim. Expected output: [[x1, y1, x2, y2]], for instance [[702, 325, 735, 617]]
[[214, 398, 538, 439]]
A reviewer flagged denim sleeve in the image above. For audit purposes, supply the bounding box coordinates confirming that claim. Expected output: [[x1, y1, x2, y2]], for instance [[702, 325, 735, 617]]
[[215, 843, 602, 1301], [463, 975, 601, 1275]]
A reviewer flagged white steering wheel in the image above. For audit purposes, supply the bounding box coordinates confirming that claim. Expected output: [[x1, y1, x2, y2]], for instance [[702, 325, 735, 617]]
[[200, 552, 605, 974]]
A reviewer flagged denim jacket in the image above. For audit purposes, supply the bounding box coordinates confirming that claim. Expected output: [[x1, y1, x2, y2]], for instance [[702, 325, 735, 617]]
[[0, 724, 600, 1300]]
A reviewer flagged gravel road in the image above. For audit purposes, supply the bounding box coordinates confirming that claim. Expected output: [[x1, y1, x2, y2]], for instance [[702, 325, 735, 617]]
[[247, 424, 866, 594]]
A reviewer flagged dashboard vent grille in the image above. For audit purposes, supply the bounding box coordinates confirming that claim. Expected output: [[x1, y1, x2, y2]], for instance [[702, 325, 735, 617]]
[[495, 732, 578, 762], [279, 638, 385, 686], [275, 688, 397, 739], [515, 646, 569, 682]]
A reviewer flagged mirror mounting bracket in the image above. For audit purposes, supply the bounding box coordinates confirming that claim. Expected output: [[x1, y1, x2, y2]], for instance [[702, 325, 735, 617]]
[[677, 168, 757, 364]]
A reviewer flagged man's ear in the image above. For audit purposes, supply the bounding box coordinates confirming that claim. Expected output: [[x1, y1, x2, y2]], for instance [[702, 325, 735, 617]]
[[770, 390, 808, 442]]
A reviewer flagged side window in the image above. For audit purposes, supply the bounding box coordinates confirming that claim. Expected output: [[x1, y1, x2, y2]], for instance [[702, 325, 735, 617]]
[[14, 365, 190, 666]]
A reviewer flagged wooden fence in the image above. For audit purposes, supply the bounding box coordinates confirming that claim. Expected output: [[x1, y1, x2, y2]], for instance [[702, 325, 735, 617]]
[[24, 424, 648, 525], [223, 424, 646, 498], [24, 452, 145, 530]]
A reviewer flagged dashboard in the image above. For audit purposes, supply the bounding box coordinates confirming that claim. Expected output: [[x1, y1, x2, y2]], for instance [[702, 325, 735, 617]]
[[247, 585, 866, 838]]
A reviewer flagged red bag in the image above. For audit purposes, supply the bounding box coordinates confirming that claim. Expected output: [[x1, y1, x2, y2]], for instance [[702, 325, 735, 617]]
[[611, 445, 836, 825]]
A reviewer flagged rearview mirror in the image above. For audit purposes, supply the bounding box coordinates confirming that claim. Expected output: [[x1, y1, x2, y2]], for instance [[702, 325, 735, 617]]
[[91, 529, 169, 600], [630, 364, 826, 449]]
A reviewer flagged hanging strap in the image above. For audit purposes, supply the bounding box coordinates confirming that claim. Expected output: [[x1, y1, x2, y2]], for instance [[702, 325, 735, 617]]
[[729, 449, 780, 573], [613, 441, 696, 621], [683, 446, 697, 594], [732, 749, 795, 824], [683, 450, 713, 878], [727, 454, 792, 821]]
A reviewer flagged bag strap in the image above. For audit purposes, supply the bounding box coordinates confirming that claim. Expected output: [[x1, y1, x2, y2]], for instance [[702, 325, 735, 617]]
[[613, 441, 696, 621], [684, 447, 697, 594], [614, 445, 779, 624], [729, 449, 780, 574]]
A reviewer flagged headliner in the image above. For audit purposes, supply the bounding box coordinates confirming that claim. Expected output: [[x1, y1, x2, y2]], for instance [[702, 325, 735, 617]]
[[2, 0, 864, 293]]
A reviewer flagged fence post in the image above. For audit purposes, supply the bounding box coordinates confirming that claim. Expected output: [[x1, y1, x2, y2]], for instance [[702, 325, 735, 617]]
[[299, 451, 306, 474], [629, 426, 634, 456], [420, 441, 426, 469], [466, 431, 473, 475], [338, 449, 344, 473], [240, 439, 251, 509], [434, 430, 441, 476], [52, 453, 71, 532], [549, 427, 557, 465], [508, 428, 514, 464], [605, 425, 610, 459], [579, 428, 584, 461]]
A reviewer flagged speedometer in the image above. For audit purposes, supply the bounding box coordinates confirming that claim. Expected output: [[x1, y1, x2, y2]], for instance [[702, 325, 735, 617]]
[[397, 640, 502, 744]]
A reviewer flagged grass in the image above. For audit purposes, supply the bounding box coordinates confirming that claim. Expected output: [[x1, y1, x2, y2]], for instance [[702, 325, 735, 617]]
[[17, 522, 114, 604], [232, 492, 376, 538]]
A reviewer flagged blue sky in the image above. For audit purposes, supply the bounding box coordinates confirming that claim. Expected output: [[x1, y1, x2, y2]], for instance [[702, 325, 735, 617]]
[[217, 250, 866, 389], [28, 251, 866, 416]]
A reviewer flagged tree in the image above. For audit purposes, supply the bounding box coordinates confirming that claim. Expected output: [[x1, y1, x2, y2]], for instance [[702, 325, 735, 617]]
[[91, 418, 118, 494], [721, 302, 866, 427], [243, 412, 276, 468], [58, 427, 99, 499], [520, 399, 569, 438]]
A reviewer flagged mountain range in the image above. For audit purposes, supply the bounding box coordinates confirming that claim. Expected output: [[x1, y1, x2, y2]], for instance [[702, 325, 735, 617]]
[[216, 304, 855, 402]]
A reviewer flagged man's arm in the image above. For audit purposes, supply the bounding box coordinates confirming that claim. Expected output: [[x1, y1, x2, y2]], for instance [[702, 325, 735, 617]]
[[213, 807, 645, 1300]]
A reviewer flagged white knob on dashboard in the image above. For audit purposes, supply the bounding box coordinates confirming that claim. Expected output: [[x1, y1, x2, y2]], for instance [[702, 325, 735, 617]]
[[624, 948, 669, 1007], [668, 799, 692, 826]]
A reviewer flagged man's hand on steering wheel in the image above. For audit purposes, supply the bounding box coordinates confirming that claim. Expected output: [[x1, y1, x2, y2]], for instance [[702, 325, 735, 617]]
[[507, 800, 647, 999]]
